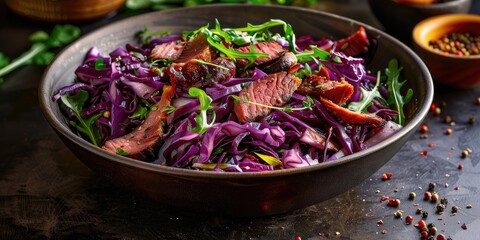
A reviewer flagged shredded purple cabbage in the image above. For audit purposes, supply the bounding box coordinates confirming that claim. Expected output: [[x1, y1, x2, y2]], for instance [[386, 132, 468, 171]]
[[53, 22, 405, 173]]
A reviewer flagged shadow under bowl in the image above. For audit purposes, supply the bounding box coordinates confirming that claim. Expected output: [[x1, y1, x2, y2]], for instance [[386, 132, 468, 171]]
[[39, 4, 433, 217]]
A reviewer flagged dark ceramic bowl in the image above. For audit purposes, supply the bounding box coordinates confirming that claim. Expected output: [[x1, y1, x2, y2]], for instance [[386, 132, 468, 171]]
[[368, 0, 471, 42], [39, 4, 433, 216]]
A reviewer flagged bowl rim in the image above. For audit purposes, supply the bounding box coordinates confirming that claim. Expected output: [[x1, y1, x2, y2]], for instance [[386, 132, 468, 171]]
[[413, 13, 480, 59], [39, 3, 434, 180]]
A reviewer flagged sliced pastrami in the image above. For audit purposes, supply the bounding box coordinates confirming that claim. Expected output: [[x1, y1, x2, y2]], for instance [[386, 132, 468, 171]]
[[234, 71, 302, 123], [297, 74, 354, 105], [175, 32, 215, 63], [320, 97, 385, 127], [236, 41, 285, 69], [149, 41, 185, 61], [167, 57, 236, 89], [262, 52, 298, 74], [102, 85, 175, 160]]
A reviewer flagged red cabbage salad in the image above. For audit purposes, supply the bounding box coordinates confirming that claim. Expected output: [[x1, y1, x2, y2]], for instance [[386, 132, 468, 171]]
[[53, 19, 413, 172]]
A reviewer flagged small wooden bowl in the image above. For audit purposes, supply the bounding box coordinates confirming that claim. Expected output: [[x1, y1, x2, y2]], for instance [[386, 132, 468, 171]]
[[413, 14, 480, 88], [5, 0, 126, 22]]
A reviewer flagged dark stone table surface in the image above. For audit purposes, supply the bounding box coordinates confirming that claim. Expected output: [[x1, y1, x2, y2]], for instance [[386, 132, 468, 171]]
[[1, 0, 480, 239]]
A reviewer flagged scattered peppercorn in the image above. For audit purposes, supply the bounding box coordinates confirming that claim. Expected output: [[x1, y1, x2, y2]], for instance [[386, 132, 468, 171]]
[[409, 192, 416, 200], [437, 204, 446, 213], [466, 204, 472, 209], [382, 172, 393, 181], [424, 191, 432, 200], [388, 198, 401, 207], [417, 220, 427, 229], [405, 215, 413, 224], [394, 210, 403, 218], [468, 115, 476, 124], [451, 206, 458, 214], [437, 233, 447, 240], [422, 211, 429, 219], [420, 230, 429, 239], [431, 193, 439, 202], [428, 182, 436, 192], [461, 223, 467, 230], [445, 128, 453, 135], [430, 226, 438, 235], [434, 107, 441, 116], [458, 163, 463, 170], [380, 195, 389, 202], [477, 96, 480, 105], [440, 198, 448, 205], [461, 150, 469, 158], [420, 124, 429, 133], [421, 150, 428, 156], [444, 115, 453, 124], [417, 208, 423, 214], [295, 236, 301, 240]]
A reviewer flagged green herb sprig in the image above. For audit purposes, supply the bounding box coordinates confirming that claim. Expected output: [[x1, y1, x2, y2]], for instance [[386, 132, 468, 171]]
[[0, 24, 81, 85]]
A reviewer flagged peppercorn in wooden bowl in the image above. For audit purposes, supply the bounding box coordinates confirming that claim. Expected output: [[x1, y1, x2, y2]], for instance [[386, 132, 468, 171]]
[[368, 0, 472, 42], [39, 4, 433, 216], [413, 14, 480, 88]]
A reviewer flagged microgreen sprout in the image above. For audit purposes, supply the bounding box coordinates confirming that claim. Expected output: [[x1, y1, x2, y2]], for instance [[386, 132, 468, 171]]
[[188, 87, 216, 134]]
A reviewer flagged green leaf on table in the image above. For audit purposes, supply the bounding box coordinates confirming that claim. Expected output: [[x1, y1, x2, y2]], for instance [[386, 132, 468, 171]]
[[0, 24, 81, 82], [0, 52, 10, 68], [29, 31, 49, 43], [46, 24, 81, 48], [32, 51, 55, 65]]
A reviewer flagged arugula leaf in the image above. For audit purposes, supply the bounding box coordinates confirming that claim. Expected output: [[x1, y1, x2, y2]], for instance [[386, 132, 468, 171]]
[[129, 105, 149, 119], [188, 87, 216, 134], [201, 28, 268, 67], [348, 71, 382, 113], [295, 46, 331, 62], [384, 58, 413, 125], [60, 90, 102, 146]]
